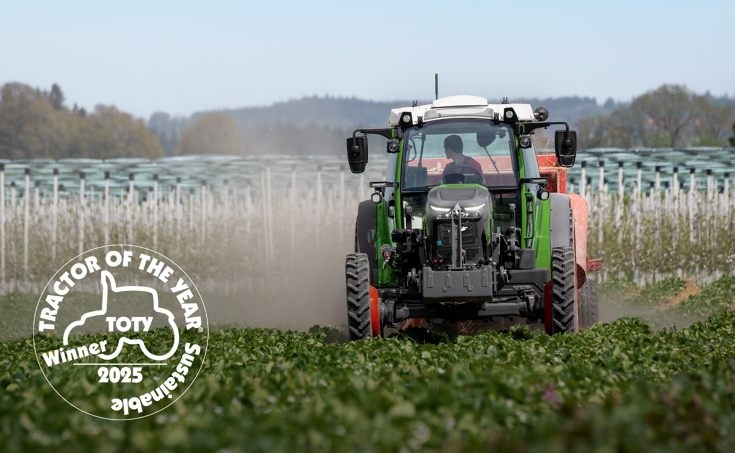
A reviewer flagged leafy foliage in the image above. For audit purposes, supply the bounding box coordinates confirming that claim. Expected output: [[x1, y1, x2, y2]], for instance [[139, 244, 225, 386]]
[[3, 286, 735, 451], [308, 325, 348, 345]]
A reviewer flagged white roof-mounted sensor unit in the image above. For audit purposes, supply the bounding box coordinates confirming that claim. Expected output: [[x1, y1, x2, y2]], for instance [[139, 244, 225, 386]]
[[431, 95, 488, 109]]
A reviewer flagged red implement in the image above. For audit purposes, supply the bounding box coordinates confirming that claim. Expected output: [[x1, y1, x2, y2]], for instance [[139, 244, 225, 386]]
[[569, 193, 588, 289], [538, 153, 600, 288], [537, 155, 567, 194], [369, 286, 381, 338], [403, 318, 427, 329]]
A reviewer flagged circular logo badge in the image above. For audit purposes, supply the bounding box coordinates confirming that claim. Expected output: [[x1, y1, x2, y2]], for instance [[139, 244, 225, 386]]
[[32, 245, 208, 420]]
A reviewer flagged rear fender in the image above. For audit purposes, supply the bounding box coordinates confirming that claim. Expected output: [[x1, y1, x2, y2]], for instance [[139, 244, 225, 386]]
[[548, 193, 572, 251], [549, 193, 587, 288], [569, 193, 588, 288]]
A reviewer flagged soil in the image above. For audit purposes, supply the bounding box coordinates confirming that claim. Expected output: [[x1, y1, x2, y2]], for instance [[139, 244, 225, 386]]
[[655, 278, 702, 312]]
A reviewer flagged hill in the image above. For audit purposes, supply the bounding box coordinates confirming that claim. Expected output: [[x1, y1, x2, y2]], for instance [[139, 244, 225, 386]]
[[148, 95, 615, 156]]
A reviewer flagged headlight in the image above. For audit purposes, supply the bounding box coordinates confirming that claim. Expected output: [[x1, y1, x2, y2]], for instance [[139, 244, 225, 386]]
[[430, 205, 451, 213], [463, 203, 485, 212]]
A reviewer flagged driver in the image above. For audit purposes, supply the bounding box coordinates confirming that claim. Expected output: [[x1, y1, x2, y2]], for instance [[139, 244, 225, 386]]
[[442, 135, 484, 184]]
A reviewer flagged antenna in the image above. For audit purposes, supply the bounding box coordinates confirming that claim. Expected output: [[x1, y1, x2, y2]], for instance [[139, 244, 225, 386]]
[[435, 73, 438, 100]]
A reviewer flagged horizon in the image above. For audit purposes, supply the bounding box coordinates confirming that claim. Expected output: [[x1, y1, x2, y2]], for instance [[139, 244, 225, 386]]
[[4, 87, 730, 123]]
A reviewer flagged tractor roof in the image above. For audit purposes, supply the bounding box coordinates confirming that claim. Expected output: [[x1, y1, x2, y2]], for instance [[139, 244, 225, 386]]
[[389, 95, 536, 126]]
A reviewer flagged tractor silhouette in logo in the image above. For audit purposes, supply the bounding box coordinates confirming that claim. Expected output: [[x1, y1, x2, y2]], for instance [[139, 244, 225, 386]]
[[63, 271, 179, 361]]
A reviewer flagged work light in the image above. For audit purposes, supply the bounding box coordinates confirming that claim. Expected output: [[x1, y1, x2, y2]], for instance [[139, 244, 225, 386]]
[[399, 112, 413, 127], [503, 107, 517, 123]]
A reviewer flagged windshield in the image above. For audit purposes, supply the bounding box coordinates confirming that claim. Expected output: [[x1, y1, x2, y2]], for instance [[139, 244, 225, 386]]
[[402, 119, 518, 191]]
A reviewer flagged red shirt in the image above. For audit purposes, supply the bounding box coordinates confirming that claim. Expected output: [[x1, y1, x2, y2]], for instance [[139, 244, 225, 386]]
[[443, 155, 484, 183]]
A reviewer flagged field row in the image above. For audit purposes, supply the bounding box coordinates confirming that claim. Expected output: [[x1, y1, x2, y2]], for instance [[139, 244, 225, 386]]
[[2, 276, 735, 451]]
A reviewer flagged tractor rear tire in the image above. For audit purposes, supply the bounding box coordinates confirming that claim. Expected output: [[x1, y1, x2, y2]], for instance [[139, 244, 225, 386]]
[[578, 278, 599, 330], [346, 253, 372, 341], [551, 246, 577, 334]]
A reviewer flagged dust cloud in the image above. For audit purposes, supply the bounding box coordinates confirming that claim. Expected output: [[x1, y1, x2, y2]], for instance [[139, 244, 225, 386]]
[[200, 253, 350, 332], [597, 278, 707, 330]]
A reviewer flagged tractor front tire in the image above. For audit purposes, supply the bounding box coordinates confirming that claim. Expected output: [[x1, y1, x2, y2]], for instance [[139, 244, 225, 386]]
[[346, 253, 372, 341], [551, 246, 577, 334], [578, 278, 599, 330]]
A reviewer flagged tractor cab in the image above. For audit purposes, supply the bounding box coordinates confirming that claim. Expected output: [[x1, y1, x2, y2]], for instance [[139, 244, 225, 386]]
[[401, 117, 522, 246]]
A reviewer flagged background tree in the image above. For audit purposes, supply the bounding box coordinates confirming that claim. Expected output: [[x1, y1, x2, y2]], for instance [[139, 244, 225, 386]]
[[0, 83, 59, 159], [691, 99, 734, 146], [574, 115, 611, 149], [48, 83, 65, 110], [177, 113, 246, 156], [730, 124, 735, 146], [0, 82, 162, 159], [69, 105, 164, 159], [573, 84, 735, 149], [630, 85, 700, 148]]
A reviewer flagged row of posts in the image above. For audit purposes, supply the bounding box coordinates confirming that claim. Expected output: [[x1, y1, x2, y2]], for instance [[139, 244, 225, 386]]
[[0, 162, 362, 288], [571, 161, 731, 200], [0, 162, 216, 287]]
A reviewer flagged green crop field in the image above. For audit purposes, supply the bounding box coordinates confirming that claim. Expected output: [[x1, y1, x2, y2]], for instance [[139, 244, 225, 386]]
[[2, 278, 735, 452]]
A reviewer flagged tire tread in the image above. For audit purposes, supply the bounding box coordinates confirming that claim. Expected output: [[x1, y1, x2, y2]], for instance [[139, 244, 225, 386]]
[[346, 253, 373, 341], [550, 246, 577, 334], [578, 278, 599, 330]]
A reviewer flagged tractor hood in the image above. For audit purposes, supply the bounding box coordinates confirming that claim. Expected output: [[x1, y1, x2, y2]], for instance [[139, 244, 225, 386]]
[[425, 185, 491, 227]]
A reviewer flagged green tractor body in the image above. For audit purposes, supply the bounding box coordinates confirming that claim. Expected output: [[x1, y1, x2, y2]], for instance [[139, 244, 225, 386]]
[[346, 96, 598, 340]]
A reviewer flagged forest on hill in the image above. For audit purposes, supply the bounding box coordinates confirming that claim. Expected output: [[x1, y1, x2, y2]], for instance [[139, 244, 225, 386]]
[[151, 89, 735, 157], [1, 81, 733, 160], [0, 83, 162, 160], [148, 95, 613, 157]]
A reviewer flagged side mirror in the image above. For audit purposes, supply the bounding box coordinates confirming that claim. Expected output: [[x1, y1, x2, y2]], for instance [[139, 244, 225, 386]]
[[476, 130, 497, 147], [554, 130, 577, 167], [346, 136, 368, 173]]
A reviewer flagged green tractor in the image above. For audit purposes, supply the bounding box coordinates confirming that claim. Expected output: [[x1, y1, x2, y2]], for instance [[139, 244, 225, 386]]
[[346, 95, 599, 340]]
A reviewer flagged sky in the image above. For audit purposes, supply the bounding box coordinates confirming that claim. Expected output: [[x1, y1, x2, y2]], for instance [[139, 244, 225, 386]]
[[1, 0, 733, 119]]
